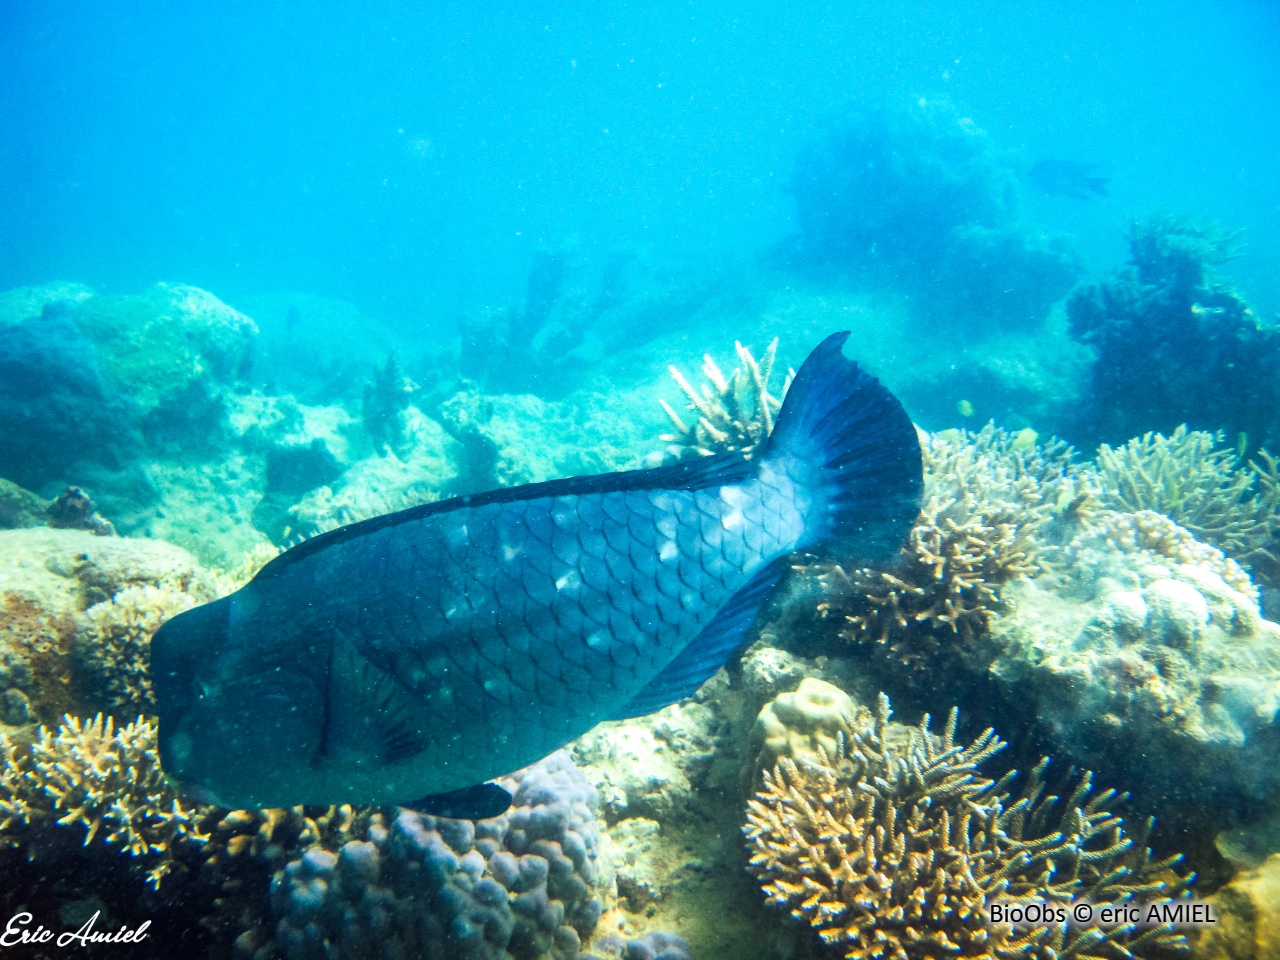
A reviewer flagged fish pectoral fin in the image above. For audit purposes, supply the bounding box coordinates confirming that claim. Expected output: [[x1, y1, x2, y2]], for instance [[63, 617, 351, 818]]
[[327, 635, 430, 767], [611, 558, 788, 721], [400, 782, 514, 820]]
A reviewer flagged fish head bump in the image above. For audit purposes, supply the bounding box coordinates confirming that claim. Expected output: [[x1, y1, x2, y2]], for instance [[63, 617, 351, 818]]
[[152, 595, 326, 808]]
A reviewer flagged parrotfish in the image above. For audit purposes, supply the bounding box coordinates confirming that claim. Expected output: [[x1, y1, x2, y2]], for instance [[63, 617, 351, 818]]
[[153, 332, 922, 817]]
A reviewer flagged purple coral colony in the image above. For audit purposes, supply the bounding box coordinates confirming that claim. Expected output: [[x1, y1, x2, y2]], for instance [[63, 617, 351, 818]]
[[3, 6, 1280, 960]]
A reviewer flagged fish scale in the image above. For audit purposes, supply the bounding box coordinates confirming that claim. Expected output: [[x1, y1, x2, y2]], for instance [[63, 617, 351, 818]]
[[154, 332, 923, 812]]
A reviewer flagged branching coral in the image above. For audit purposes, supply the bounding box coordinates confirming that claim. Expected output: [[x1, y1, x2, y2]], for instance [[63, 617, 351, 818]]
[[658, 339, 793, 460], [744, 693, 1193, 960], [0, 714, 207, 889], [0, 715, 612, 960], [1081, 509, 1258, 603], [817, 426, 1086, 666], [78, 584, 198, 713], [1091, 426, 1280, 570]]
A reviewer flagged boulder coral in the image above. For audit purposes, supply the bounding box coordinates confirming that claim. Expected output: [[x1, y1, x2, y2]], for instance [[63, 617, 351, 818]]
[[987, 513, 1280, 835], [744, 677, 864, 792], [266, 750, 606, 960]]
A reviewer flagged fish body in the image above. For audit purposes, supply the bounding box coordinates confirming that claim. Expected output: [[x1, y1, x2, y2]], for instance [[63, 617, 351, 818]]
[[154, 333, 922, 812], [1028, 159, 1109, 199]]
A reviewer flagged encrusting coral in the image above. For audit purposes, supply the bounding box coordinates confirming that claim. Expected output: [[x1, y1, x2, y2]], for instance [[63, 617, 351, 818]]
[[658, 338, 793, 460], [744, 693, 1194, 960], [0, 714, 207, 889], [816, 425, 1085, 668]]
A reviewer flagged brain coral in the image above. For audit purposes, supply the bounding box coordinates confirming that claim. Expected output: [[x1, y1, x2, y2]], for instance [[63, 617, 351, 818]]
[[744, 678, 865, 792], [744, 693, 1193, 960]]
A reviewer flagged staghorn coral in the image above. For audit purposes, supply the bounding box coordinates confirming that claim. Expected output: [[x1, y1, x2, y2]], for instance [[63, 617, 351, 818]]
[[78, 584, 199, 714], [0, 716, 615, 960], [1092, 425, 1279, 568], [816, 425, 1084, 667], [0, 714, 207, 889], [745, 693, 1193, 960], [658, 339, 793, 460]]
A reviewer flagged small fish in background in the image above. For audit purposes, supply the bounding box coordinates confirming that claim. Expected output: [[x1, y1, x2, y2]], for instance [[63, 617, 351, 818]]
[[153, 333, 923, 817], [1028, 159, 1109, 199], [284, 305, 301, 343]]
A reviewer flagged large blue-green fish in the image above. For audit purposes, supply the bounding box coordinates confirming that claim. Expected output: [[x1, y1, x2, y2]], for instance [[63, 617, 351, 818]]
[[153, 333, 922, 816]]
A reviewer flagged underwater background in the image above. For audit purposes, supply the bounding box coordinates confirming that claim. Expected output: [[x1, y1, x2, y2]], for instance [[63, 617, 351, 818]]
[[3, 0, 1280, 957]]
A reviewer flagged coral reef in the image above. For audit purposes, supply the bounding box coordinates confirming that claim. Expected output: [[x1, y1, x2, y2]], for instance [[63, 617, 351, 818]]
[[816, 425, 1082, 672], [1197, 853, 1280, 960], [744, 678, 864, 792], [0, 281, 95, 325], [1091, 426, 1280, 577], [0, 477, 50, 529], [1066, 214, 1280, 448], [69, 283, 257, 416], [0, 300, 139, 490], [361, 353, 416, 456], [657, 339, 793, 461], [78, 584, 200, 714], [789, 97, 1081, 331], [745, 693, 1193, 959], [1, 527, 211, 724], [0, 714, 206, 888], [0, 712, 615, 960]]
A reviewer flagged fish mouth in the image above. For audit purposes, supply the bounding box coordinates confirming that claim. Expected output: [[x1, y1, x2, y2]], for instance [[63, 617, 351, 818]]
[[166, 773, 225, 807]]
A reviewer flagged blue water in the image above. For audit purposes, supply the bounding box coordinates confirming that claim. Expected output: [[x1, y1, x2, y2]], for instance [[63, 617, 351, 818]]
[[6, 4, 1280, 957], [4, 0, 1279, 325]]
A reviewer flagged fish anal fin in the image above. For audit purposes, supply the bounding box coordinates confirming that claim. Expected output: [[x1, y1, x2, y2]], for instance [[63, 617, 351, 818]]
[[611, 559, 787, 721], [401, 782, 514, 820]]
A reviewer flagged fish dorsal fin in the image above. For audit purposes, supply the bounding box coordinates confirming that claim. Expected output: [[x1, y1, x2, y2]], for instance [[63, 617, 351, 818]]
[[400, 782, 514, 820], [256, 452, 755, 582], [611, 559, 787, 721]]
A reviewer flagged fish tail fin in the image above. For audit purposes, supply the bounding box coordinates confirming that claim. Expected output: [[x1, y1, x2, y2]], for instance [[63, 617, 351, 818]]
[[760, 331, 922, 558]]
